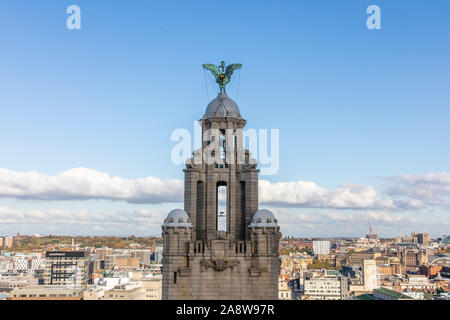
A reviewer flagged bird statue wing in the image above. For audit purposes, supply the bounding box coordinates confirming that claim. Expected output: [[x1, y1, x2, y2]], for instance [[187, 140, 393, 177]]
[[202, 64, 221, 80], [225, 63, 242, 80]]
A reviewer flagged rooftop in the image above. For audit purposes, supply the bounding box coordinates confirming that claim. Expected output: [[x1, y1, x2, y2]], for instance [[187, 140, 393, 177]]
[[354, 294, 377, 300], [204, 93, 242, 120], [374, 287, 414, 300]]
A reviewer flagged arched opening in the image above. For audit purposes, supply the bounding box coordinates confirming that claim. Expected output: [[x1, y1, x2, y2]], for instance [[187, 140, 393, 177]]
[[196, 181, 205, 240], [217, 182, 227, 232], [219, 131, 226, 160], [215, 130, 228, 168]]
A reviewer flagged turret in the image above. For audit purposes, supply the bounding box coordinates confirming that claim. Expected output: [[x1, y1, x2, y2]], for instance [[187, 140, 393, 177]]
[[249, 209, 281, 256], [162, 209, 193, 256]]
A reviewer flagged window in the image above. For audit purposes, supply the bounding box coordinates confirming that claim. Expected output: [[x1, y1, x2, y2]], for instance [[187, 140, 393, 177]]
[[219, 133, 226, 160], [217, 184, 227, 232], [174, 272, 177, 284]]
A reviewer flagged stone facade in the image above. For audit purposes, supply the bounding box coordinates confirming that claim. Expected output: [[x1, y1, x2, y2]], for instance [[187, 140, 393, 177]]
[[162, 93, 281, 300]]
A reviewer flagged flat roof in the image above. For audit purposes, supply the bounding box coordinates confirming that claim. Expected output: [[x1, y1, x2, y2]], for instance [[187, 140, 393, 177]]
[[9, 285, 85, 295], [374, 287, 413, 299], [355, 294, 377, 300], [46, 251, 87, 258]]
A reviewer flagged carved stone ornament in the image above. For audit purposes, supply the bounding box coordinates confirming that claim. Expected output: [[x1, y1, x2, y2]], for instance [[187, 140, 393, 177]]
[[200, 259, 240, 272], [207, 231, 234, 241]]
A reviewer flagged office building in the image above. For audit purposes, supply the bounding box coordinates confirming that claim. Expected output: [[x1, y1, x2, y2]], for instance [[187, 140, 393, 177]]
[[411, 233, 430, 245], [43, 251, 89, 286], [7, 285, 85, 300], [303, 276, 348, 300], [363, 259, 378, 291], [4, 236, 13, 248], [313, 240, 330, 255]]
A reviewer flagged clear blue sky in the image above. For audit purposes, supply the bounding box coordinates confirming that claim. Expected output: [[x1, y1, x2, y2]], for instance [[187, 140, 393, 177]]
[[0, 1, 449, 237]]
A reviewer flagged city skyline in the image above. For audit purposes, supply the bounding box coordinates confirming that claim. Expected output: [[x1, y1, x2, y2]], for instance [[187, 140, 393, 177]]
[[0, 1, 449, 237], [1, 232, 448, 301]]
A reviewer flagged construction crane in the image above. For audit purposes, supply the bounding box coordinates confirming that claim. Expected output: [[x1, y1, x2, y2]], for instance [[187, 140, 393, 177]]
[[366, 222, 379, 240]]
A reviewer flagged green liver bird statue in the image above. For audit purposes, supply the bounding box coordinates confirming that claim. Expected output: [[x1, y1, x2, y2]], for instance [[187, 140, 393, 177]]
[[202, 61, 242, 94]]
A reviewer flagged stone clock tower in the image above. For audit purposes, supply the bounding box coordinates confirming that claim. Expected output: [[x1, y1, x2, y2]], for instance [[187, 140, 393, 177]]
[[162, 63, 281, 300]]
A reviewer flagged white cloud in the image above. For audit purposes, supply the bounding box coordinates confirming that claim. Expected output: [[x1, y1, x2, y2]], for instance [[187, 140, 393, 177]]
[[0, 167, 183, 204], [1, 168, 447, 237], [0, 167, 449, 213], [258, 180, 396, 210], [271, 208, 433, 237], [0, 205, 435, 237], [0, 206, 166, 230], [383, 172, 450, 208]]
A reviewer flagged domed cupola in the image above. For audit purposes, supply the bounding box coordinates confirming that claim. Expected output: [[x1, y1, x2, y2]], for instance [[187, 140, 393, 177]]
[[163, 209, 193, 227], [249, 209, 279, 228], [204, 93, 242, 120]]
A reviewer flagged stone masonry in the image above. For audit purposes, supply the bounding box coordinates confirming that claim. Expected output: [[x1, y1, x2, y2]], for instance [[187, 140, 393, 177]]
[[162, 93, 281, 300]]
